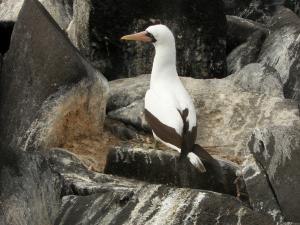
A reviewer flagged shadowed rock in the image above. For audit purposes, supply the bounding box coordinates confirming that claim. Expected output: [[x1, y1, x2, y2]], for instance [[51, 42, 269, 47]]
[[258, 6, 300, 103], [104, 146, 245, 198], [227, 30, 264, 74], [242, 154, 284, 222], [0, 146, 63, 225], [0, 0, 109, 151]]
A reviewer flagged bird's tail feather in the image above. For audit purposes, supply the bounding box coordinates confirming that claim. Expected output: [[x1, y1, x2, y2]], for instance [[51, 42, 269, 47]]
[[186, 152, 206, 172]]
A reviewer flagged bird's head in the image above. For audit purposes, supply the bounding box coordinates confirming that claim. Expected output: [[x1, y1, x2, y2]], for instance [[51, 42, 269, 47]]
[[121, 24, 174, 46]]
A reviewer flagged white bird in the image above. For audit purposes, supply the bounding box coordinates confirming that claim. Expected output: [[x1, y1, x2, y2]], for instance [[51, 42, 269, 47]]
[[121, 24, 215, 172]]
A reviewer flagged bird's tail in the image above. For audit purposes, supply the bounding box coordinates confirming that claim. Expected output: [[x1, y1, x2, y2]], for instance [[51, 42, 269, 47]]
[[181, 143, 216, 173]]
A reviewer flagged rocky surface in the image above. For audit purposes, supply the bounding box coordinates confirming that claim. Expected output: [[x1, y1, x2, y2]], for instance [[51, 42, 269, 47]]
[[0, 0, 109, 151], [258, 6, 300, 103], [224, 0, 300, 23], [246, 125, 300, 222], [227, 30, 265, 74], [68, 0, 227, 80], [104, 146, 245, 197], [55, 185, 274, 225], [0, 146, 63, 225]]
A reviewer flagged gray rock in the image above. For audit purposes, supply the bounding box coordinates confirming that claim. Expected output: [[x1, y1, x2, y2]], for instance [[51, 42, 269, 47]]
[[226, 15, 269, 54], [108, 74, 299, 156], [107, 74, 150, 112], [0, 0, 109, 151], [224, 0, 300, 23], [228, 63, 284, 97], [0, 0, 73, 29], [227, 30, 264, 74], [41, 148, 138, 196], [242, 154, 284, 222], [246, 125, 300, 222], [107, 99, 151, 133], [104, 118, 140, 141], [258, 6, 300, 103], [104, 146, 246, 198], [70, 0, 227, 80], [0, 146, 63, 225], [55, 185, 274, 225]]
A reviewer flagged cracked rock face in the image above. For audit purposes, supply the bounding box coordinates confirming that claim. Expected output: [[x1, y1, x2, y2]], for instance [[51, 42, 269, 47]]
[[55, 185, 274, 225], [0, 0, 109, 151], [246, 125, 300, 222]]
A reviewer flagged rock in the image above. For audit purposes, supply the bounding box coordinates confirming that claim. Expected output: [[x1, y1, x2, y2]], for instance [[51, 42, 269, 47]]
[[41, 148, 138, 196], [227, 30, 264, 74], [107, 99, 151, 133], [104, 118, 140, 141], [104, 146, 246, 198], [0, 0, 109, 151], [258, 6, 300, 103], [224, 0, 300, 23], [242, 154, 284, 222], [0, 145, 63, 225], [226, 15, 269, 54], [246, 125, 300, 222], [70, 0, 227, 80], [228, 63, 284, 97], [107, 74, 150, 112], [107, 74, 299, 157], [0, 0, 73, 29], [55, 184, 274, 225]]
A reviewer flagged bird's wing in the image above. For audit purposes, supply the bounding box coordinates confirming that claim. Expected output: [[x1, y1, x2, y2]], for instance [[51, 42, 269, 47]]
[[145, 89, 183, 150]]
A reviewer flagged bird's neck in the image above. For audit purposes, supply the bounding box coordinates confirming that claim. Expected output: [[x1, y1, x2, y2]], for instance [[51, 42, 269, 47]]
[[150, 42, 177, 87]]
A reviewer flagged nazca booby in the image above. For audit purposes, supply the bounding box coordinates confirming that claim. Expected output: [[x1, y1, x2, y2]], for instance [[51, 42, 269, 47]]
[[121, 24, 215, 172]]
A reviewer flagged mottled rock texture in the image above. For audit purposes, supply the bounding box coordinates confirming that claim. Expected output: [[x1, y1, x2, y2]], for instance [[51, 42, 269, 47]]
[[226, 15, 269, 54], [228, 63, 283, 97], [258, 6, 300, 103], [242, 154, 284, 222], [55, 185, 274, 225], [0, 146, 63, 225], [0, 0, 109, 151], [247, 125, 300, 222], [69, 0, 227, 80], [224, 0, 300, 23], [227, 30, 265, 74]]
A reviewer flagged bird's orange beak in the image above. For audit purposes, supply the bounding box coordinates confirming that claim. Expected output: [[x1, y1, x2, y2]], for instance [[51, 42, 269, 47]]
[[121, 31, 151, 42]]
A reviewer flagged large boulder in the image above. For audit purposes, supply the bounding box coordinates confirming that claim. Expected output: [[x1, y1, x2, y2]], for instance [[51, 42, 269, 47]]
[[0, 146, 63, 225], [55, 185, 274, 225], [69, 0, 227, 80], [226, 15, 269, 54], [227, 30, 265, 74], [104, 146, 245, 198], [0, 0, 109, 151], [224, 0, 300, 23], [246, 125, 300, 222], [258, 6, 300, 103]]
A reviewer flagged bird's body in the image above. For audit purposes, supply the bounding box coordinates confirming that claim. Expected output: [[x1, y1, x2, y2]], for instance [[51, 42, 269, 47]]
[[121, 24, 214, 172]]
